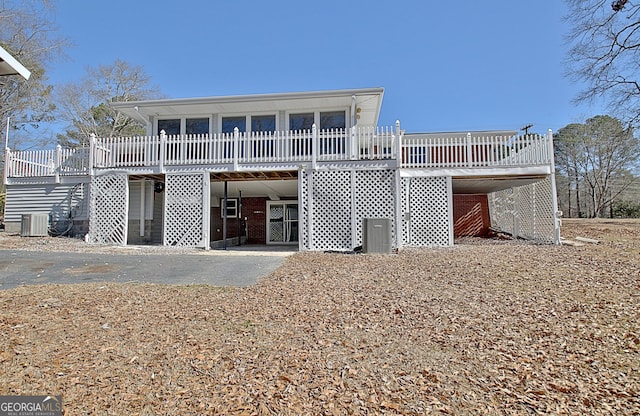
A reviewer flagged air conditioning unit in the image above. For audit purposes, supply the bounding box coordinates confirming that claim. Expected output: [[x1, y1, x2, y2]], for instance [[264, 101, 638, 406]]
[[362, 218, 392, 254], [21, 214, 49, 237]]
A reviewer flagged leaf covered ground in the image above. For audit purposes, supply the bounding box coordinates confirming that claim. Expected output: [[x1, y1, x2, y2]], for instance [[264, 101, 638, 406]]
[[0, 219, 638, 415]]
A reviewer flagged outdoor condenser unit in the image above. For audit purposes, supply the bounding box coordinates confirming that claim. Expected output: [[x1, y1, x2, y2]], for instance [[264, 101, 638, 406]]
[[362, 218, 392, 254], [21, 213, 49, 237]]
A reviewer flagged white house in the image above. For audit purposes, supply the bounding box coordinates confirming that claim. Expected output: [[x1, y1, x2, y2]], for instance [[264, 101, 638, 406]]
[[3, 88, 561, 250]]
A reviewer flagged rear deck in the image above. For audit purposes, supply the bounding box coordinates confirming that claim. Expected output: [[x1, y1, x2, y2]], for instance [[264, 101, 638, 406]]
[[4, 125, 553, 183]]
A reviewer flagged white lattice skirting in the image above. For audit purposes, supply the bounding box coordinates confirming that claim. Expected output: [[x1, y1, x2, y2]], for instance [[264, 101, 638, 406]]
[[401, 176, 453, 247], [164, 172, 210, 248], [300, 169, 453, 251], [88, 172, 129, 245], [488, 177, 559, 244]]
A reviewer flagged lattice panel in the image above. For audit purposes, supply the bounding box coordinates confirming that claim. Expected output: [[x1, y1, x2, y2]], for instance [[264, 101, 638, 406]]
[[310, 170, 351, 251], [489, 177, 559, 244], [402, 177, 452, 246], [488, 188, 516, 236], [354, 170, 396, 248], [517, 186, 534, 238], [401, 179, 410, 245], [164, 173, 206, 247], [531, 177, 558, 243], [88, 173, 128, 245]]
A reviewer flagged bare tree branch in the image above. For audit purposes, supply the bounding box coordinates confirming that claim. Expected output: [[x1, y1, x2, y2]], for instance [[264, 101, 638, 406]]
[[565, 0, 640, 126]]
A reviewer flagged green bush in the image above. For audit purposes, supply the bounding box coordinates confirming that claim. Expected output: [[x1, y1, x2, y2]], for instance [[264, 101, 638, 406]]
[[612, 200, 640, 218]]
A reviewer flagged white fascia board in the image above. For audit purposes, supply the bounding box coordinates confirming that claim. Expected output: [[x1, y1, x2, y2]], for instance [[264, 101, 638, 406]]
[[0, 45, 31, 80], [399, 165, 551, 178], [112, 87, 385, 109]]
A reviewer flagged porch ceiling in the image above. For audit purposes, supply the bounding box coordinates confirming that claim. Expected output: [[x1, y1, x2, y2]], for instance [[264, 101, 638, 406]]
[[209, 171, 297, 181], [452, 175, 547, 194], [211, 178, 298, 199]]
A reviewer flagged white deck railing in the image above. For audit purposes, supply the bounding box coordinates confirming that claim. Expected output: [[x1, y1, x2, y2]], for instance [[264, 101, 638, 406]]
[[401, 132, 551, 169], [4, 126, 553, 180], [4, 146, 89, 179]]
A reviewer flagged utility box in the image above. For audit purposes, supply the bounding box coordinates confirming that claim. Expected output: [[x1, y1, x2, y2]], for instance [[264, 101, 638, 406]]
[[21, 214, 49, 237], [362, 218, 392, 254]]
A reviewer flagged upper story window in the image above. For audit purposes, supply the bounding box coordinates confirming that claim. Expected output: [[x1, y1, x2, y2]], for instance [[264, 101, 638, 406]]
[[222, 116, 246, 134], [289, 113, 314, 131], [158, 119, 180, 136], [320, 111, 346, 130], [288, 111, 346, 131], [251, 115, 276, 133], [186, 118, 209, 135], [158, 118, 210, 136], [221, 115, 276, 134]]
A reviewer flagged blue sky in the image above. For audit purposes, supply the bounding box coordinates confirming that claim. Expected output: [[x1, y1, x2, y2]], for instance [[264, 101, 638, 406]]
[[48, 0, 606, 135]]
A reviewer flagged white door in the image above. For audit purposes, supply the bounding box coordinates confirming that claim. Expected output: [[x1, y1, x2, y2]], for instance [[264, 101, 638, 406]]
[[267, 201, 299, 244]]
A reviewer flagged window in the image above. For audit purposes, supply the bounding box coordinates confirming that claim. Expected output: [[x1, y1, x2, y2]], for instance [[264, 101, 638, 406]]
[[186, 118, 209, 135], [221, 198, 238, 218], [289, 113, 314, 131], [320, 111, 346, 130], [251, 115, 276, 133], [158, 119, 180, 136], [222, 116, 246, 134]]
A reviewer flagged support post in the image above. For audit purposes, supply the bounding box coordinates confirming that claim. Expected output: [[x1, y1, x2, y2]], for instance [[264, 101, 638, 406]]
[[223, 180, 228, 250], [238, 189, 243, 246], [55, 144, 62, 184], [159, 130, 166, 173], [311, 123, 317, 170], [547, 128, 562, 244], [140, 180, 146, 237], [233, 127, 239, 171], [394, 169, 403, 249], [350, 125, 358, 160], [395, 120, 402, 168], [308, 169, 314, 250], [3, 147, 10, 185], [297, 165, 305, 251], [466, 132, 472, 167], [394, 119, 403, 249], [202, 172, 210, 250], [89, 134, 96, 176]]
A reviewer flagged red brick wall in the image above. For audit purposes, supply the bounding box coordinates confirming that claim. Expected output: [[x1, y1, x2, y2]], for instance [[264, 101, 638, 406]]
[[210, 197, 268, 244], [453, 194, 490, 237], [243, 197, 268, 244]]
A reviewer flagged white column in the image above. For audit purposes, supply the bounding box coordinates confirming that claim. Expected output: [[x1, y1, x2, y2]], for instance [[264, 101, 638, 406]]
[[233, 127, 239, 171], [547, 128, 562, 244], [3, 147, 10, 185], [140, 180, 146, 237], [395, 120, 402, 168], [311, 124, 318, 170], [88, 134, 96, 176], [159, 130, 166, 173]]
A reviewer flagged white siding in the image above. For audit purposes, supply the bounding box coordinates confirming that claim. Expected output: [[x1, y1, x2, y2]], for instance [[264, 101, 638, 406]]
[[4, 183, 89, 224]]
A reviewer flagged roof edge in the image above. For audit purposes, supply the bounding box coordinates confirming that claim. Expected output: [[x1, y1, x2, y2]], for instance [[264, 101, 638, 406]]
[[0, 45, 31, 80], [111, 87, 385, 108]]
